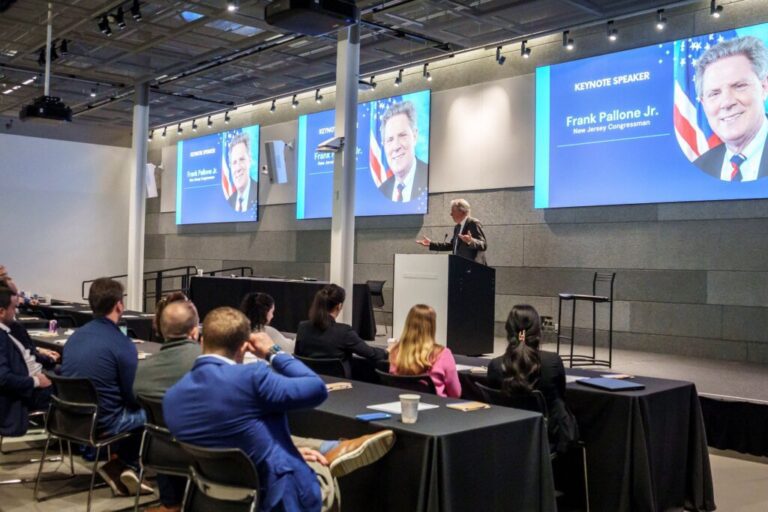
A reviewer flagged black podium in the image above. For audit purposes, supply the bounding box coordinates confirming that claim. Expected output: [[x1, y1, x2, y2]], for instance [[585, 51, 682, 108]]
[[393, 254, 495, 355]]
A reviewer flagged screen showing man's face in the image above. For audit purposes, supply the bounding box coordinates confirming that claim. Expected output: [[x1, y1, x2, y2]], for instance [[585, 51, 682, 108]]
[[230, 142, 251, 193], [701, 54, 768, 152], [383, 113, 418, 181]]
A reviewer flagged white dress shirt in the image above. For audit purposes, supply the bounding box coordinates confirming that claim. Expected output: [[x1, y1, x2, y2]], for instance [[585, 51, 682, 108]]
[[390, 161, 417, 202], [719, 117, 768, 182], [0, 321, 43, 387]]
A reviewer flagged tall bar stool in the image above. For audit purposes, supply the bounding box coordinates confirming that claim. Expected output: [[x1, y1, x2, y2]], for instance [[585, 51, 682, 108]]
[[557, 272, 616, 368]]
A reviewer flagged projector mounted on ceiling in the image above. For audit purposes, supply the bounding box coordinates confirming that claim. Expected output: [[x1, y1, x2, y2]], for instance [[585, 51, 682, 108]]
[[19, 95, 73, 122], [265, 0, 359, 36]]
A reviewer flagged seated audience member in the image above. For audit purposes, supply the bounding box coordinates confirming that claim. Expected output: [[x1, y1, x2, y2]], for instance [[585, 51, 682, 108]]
[[152, 291, 190, 341], [163, 307, 395, 512], [295, 284, 387, 373], [61, 278, 152, 497], [0, 277, 59, 368], [240, 292, 295, 353], [0, 285, 53, 437], [388, 304, 461, 398], [487, 305, 578, 454], [133, 299, 201, 512]]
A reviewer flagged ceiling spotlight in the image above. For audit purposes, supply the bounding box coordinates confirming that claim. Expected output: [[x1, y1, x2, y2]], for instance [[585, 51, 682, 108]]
[[161, 126, 167, 138], [563, 31, 574, 51], [192, 119, 198, 132], [521, 40, 531, 59], [131, 0, 142, 21], [394, 69, 403, 87], [227, 0, 239, 12], [315, 89, 323, 104], [148, 130, 153, 142], [496, 46, 506, 65], [710, 0, 722, 18], [50, 45, 59, 61], [423, 63, 432, 81], [655, 9, 667, 31], [207, 115, 213, 128], [224, 111, 231, 124], [98, 16, 112, 36], [177, 123, 183, 134], [292, 94, 299, 108], [89, 87, 97, 98], [607, 21, 618, 42], [115, 6, 126, 29], [270, 99, 276, 113], [59, 39, 69, 55], [37, 48, 45, 66]]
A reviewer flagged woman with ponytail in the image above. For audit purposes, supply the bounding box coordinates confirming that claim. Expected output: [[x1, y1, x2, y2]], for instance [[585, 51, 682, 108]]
[[388, 305, 461, 398], [295, 284, 387, 369], [488, 305, 578, 454]]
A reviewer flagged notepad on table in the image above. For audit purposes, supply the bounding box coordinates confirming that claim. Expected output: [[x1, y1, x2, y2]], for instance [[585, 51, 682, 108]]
[[446, 401, 490, 412], [326, 382, 353, 392]]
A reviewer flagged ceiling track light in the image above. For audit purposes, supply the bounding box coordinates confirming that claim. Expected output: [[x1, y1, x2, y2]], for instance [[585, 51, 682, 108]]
[[115, 6, 126, 29], [710, 0, 723, 18], [89, 87, 97, 98], [37, 48, 45, 66], [227, 0, 239, 12], [521, 40, 531, 59], [177, 123, 183, 134], [224, 111, 231, 123], [607, 20, 618, 42], [192, 119, 198, 132], [563, 30, 574, 51], [59, 39, 69, 55], [655, 9, 667, 31], [394, 69, 403, 87], [270, 99, 276, 113], [423, 63, 432, 81], [148, 130, 153, 142], [292, 94, 299, 108], [161, 126, 167, 138], [315, 89, 323, 104], [207, 115, 213, 128], [496, 46, 507, 65], [98, 15, 112, 36], [370, 75, 377, 89], [131, 0, 142, 21]]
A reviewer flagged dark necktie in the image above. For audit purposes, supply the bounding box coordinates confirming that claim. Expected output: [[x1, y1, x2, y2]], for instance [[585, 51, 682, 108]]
[[238, 197, 244, 212], [453, 224, 461, 254], [395, 183, 405, 202], [730, 154, 746, 182]]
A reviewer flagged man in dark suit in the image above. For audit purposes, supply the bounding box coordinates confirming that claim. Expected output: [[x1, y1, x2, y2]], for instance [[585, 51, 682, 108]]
[[417, 198, 488, 265], [377, 100, 428, 203], [0, 285, 52, 437], [226, 133, 258, 215], [693, 36, 768, 181]]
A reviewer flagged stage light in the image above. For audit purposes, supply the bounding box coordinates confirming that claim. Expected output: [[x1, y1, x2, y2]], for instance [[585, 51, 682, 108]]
[[148, 130, 153, 141], [394, 69, 403, 87], [207, 115, 213, 128], [270, 99, 276, 113], [607, 21, 618, 42], [423, 63, 432, 81], [161, 126, 167, 138], [37, 48, 45, 66], [292, 94, 299, 108], [224, 111, 231, 123], [192, 119, 198, 132], [521, 40, 531, 59], [227, 0, 239, 12], [50, 45, 59, 61], [315, 89, 323, 103], [655, 9, 666, 31], [710, 0, 722, 18], [369, 75, 377, 89], [115, 6, 126, 29], [59, 39, 69, 55], [495, 46, 506, 65], [90, 88, 96, 97], [177, 123, 183, 134], [563, 31, 574, 51], [98, 16, 112, 36], [131, 0, 142, 21]]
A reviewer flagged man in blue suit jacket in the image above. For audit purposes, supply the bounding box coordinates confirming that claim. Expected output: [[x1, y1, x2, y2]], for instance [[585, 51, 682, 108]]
[[0, 285, 52, 437], [164, 307, 394, 512]]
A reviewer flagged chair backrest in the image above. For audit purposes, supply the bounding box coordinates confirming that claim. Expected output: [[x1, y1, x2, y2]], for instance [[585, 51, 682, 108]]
[[375, 369, 437, 395], [180, 443, 260, 512], [51, 313, 79, 328], [295, 355, 349, 379], [593, 272, 616, 298], [46, 374, 100, 445], [366, 280, 386, 309], [137, 393, 167, 427], [136, 394, 192, 477], [475, 382, 548, 417]]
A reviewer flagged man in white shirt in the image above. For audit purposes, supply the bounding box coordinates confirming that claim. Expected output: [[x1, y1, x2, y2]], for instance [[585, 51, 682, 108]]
[[377, 101, 428, 202], [694, 36, 768, 181]]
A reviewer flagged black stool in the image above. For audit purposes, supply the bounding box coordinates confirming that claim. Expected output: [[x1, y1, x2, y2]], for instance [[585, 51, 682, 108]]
[[557, 272, 616, 368]]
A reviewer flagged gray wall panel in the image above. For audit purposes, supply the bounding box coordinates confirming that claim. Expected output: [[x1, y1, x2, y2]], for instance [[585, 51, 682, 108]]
[[708, 272, 768, 307]]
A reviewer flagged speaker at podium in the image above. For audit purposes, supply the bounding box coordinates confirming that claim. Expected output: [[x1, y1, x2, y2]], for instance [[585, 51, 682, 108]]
[[393, 254, 495, 355]]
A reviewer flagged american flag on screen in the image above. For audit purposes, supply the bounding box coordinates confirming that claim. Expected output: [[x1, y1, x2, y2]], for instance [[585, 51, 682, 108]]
[[369, 96, 400, 187], [673, 31, 737, 161], [220, 129, 242, 199]]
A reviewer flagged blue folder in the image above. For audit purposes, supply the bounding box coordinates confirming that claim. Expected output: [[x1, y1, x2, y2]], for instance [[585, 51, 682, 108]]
[[577, 377, 645, 391]]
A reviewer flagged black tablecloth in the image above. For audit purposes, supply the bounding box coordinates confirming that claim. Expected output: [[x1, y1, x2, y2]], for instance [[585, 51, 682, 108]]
[[189, 276, 376, 340], [455, 356, 715, 512], [28, 302, 155, 340], [28, 329, 162, 356], [289, 376, 556, 512]]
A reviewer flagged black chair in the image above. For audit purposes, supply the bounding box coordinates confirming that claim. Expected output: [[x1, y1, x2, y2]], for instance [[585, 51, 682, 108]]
[[375, 369, 437, 395], [180, 443, 260, 512], [0, 410, 68, 486], [51, 312, 80, 329], [476, 382, 590, 511], [34, 374, 134, 512], [295, 355, 349, 379], [557, 272, 616, 368], [134, 394, 192, 512], [366, 280, 387, 336]]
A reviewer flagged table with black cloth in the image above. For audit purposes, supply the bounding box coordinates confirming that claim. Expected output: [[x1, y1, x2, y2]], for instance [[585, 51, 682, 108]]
[[28, 329, 162, 357], [28, 301, 155, 340], [453, 356, 715, 512], [289, 376, 557, 512], [189, 275, 376, 340]]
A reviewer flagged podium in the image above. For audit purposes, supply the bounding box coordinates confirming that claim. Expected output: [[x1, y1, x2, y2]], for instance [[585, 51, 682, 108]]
[[393, 254, 495, 355]]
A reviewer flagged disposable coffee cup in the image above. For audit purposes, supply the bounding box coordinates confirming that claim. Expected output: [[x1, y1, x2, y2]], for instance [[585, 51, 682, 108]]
[[400, 394, 420, 424], [44, 294, 53, 305], [196, 269, 204, 277]]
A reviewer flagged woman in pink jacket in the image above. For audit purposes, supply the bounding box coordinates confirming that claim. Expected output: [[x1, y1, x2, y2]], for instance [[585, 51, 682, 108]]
[[388, 304, 461, 398]]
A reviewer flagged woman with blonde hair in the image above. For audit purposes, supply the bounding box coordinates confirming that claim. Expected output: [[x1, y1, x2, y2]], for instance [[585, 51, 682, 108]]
[[388, 304, 461, 398]]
